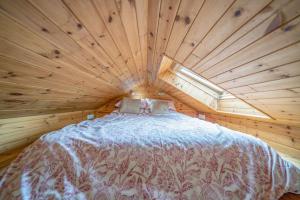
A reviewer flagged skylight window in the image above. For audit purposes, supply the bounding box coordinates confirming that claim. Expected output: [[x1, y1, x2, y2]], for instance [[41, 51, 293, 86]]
[[160, 56, 269, 119], [178, 67, 224, 94]]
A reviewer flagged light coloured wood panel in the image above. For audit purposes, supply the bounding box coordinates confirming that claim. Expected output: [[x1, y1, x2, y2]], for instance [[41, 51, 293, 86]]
[[0, 0, 124, 87], [219, 61, 300, 89], [206, 113, 300, 158], [201, 16, 300, 78], [210, 42, 300, 84], [147, 0, 161, 82], [0, 15, 120, 92], [185, 0, 272, 67], [174, 0, 234, 64], [165, 0, 205, 58], [92, 0, 140, 84], [193, 0, 300, 73], [28, 0, 125, 86], [115, 0, 145, 82], [149, 0, 180, 82], [63, 0, 135, 86], [135, 0, 149, 84], [0, 109, 98, 169]]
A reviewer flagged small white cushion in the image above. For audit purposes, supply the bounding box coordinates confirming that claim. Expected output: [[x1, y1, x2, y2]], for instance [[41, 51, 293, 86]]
[[119, 98, 142, 114], [150, 100, 170, 114], [146, 98, 176, 111]]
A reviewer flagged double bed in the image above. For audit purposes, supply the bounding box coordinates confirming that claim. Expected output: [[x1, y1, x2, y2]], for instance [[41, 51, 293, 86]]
[[0, 111, 299, 199]]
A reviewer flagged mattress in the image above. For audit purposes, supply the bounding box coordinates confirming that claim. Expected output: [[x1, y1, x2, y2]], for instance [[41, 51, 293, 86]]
[[0, 112, 299, 199]]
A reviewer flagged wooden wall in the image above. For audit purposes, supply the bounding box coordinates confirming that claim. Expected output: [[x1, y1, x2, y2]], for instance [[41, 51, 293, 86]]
[[205, 113, 300, 167], [0, 109, 101, 170]]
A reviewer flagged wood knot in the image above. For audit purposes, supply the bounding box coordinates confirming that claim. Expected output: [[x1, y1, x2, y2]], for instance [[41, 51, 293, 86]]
[[56, 66, 61, 69], [67, 31, 72, 35], [169, 6, 172, 10], [77, 23, 82, 29], [41, 27, 49, 33], [284, 25, 295, 32], [184, 16, 191, 25], [175, 15, 180, 21], [191, 42, 195, 47], [234, 9, 242, 17], [280, 74, 290, 79], [108, 15, 113, 23], [150, 32, 153, 37], [9, 92, 23, 96], [54, 50, 60, 54], [99, 34, 105, 38]]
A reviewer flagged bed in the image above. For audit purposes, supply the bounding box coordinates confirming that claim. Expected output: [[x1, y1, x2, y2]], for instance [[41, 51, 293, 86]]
[[0, 111, 299, 199]]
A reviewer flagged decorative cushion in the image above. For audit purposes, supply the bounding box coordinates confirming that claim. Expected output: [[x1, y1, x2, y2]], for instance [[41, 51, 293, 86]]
[[119, 98, 142, 114], [150, 100, 170, 114], [146, 98, 176, 111]]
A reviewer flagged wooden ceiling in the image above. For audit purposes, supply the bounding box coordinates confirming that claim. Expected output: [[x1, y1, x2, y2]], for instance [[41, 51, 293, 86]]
[[0, 0, 300, 123]]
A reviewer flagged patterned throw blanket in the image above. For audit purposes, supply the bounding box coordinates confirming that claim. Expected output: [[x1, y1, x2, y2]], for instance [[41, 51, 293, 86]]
[[1, 112, 299, 199]]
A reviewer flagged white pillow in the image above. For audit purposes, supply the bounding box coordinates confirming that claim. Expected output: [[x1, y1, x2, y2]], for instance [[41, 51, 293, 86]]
[[146, 98, 176, 111], [150, 100, 170, 114], [119, 98, 142, 114]]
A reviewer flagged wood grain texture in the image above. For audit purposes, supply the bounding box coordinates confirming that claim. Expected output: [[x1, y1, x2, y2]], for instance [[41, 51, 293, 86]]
[[0, 108, 99, 169], [0, 0, 299, 123], [1, 0, 300, 182]]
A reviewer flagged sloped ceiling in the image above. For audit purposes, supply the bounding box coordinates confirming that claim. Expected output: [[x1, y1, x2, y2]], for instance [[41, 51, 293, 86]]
[[0, 0, 300, 122]]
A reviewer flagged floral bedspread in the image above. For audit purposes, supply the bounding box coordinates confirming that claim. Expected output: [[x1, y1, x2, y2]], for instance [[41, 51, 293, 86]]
[[0, 112, 299, 199]]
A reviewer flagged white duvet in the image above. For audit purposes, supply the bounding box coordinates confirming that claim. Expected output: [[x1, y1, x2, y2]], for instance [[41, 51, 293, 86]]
[[0, 112, 299, 199]]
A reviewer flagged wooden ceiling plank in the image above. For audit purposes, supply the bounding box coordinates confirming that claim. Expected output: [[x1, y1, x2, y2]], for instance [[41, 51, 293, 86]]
[[165, 0, 205, 58], [248, 76, 300, 92], [0, 56, 111, 96], [174, 0, 234, 64], [147, 0, 161, 83], [115, 0, 145, 83], [211, 42, 300, 84], [29, 0, 127, 87], [220, 61, 300, 89], [248, 97, 300, 105], [0, 10, 123, 91], [62, 0, 137, 86], [201, 15, 300, 79], [0, 105, 99, 119], [92, 0, 141, 84], [0, 0, 122, 87], [193, 0, 298, 73], [184, 0, 272, 68], [150, 0, 180, 82], [0, 82, 113, 101], [0, 100, 106, 111], [235, 88, 300, 99], [135, 0, 149, 84], [0, 38, 122, 96]]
